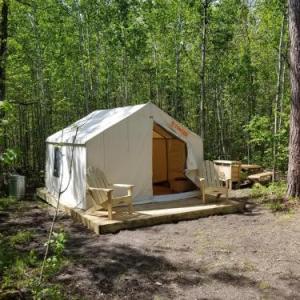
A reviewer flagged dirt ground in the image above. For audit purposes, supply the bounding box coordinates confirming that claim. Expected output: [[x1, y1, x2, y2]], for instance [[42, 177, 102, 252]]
[[2, 198, 300, 300]]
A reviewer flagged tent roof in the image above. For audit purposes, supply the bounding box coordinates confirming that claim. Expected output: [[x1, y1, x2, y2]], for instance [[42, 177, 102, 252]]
[[46, 103, 147, 144]]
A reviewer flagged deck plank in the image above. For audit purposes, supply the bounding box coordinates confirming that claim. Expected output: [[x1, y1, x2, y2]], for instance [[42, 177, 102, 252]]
[[36, 188, 245, 234]]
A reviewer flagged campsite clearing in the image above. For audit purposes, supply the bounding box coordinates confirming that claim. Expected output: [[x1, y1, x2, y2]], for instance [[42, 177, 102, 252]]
[[1, 196, 300, 299]]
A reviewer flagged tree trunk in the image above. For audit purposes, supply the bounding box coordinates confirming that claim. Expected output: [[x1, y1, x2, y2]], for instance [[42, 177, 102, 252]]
[[0, 0, 8, 191], [75, 0, 89, 114], [278, 61, 287, 131], [273, 10, 287, 181], [216, 87, 226, 157], [0, 0, 8, 101], [199, 0, 208, 140], [153, 43, 160, 106], [122, 47, 128, 106], [174, 11, 183, 121], [287, 0, 300, 197]]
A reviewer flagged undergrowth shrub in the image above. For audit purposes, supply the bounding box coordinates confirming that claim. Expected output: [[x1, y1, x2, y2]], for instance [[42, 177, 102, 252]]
[[10, 230, 33, 246], [251, 182, 286, 199], [0, 216, 68, 299], [0, 197, 17, 210], [251, 182, 297, 212], [44, 230, 68, 276]]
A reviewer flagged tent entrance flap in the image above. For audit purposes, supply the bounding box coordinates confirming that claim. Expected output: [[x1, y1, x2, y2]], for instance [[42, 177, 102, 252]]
[[152, 123, 197, 195]]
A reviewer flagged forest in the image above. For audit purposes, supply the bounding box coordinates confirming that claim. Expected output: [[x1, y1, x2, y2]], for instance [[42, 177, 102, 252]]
[[4, 0, 300, 299], [0, 0, 289, 189]]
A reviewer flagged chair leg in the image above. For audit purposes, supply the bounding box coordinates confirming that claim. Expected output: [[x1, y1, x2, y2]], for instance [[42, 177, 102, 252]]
[[107, 203, 113, 220], [128, 202, 134, 214], [202, 191, 206, 204], [201, 183, 206, 204], [127, 188, 134, 214], [107, 192, 113, 220]]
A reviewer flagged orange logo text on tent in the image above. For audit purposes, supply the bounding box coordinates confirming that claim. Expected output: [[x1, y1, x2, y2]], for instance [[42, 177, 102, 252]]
[[170, 121, 189, 137]]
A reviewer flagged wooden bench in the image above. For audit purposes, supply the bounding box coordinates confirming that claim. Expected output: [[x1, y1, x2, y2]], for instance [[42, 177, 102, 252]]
[[248, 171, 273, 183]]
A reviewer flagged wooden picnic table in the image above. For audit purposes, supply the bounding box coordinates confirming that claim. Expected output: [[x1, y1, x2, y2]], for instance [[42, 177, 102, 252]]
[[241, 164, 262, 171], [248, 171, 273, 183]]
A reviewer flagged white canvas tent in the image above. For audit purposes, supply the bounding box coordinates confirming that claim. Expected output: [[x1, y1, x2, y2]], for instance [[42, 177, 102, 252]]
[[45, 102, 204, 210]]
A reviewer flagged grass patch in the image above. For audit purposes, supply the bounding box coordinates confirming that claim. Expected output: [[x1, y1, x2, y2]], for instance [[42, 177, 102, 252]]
[[0, 198, 69, 299], [251, 182, 298, 212], [9, 230, 33, 246], [241, 260, 256, 272], [0, 197, 17, 210], [258, 280, 270, 290], [251, 182, 286, 199]]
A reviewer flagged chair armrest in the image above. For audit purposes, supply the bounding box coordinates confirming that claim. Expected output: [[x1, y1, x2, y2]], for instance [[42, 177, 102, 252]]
[[113, 184, 135, 188], [198, 177, 206, 189], [198, 177, 206, 203], [113, 184, 134, 197], [88, 187, 113, 193]]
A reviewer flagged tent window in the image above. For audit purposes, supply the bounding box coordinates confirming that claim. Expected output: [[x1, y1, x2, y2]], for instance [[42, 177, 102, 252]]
[[53, 147, 62, 178]]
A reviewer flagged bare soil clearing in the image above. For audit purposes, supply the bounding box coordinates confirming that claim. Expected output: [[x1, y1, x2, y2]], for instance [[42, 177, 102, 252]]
[[1, 199, 300, 299]]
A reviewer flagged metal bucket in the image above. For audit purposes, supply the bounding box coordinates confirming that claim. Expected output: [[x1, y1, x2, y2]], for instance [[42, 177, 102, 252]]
[[8, 175, 26, 200]]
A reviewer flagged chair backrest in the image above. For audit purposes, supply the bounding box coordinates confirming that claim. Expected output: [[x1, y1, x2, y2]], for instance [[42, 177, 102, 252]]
[[200, 160, 222, 187], [86, 167, 110, 205]]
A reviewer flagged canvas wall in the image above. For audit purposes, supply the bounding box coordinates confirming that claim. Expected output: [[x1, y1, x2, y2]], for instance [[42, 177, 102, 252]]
[[86, 108, 153, 204], [45, 144, 86, 209]]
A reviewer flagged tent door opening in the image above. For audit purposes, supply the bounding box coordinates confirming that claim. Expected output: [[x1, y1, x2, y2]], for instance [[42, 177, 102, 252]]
[[152, 123, 197, 196]]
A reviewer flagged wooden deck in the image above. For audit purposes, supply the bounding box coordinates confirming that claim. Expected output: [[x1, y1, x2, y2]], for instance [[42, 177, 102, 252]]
[[36, 188, 245, 234]]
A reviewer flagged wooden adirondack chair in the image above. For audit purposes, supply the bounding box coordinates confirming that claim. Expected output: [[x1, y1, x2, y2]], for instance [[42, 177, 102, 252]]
[[86, 167, 134, 220], [198, 160, 229, 203]]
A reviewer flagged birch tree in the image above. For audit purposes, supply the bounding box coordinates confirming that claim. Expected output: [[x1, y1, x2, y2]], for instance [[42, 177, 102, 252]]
[[273, 8, 287, 179], [0, 0, 8, 102], [199, 0, 210, 139]]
